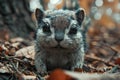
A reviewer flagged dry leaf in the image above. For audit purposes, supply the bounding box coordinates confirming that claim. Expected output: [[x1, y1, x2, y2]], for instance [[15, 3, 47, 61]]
[[47, 69, 74, 80], [15, 46, 35, 59], [115, 58, 120, 65], [0, 46, 3, 52], [74, 68, 83, 72]]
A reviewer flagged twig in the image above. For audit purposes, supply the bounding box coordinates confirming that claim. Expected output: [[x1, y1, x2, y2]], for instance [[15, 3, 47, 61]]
[[100, 41, 119, 62], [85, 55, 120, 68], [107, 65, 119, 73]]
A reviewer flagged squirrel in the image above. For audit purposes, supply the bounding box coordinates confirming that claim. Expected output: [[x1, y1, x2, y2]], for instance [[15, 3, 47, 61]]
[[34, 8, 86, 76]]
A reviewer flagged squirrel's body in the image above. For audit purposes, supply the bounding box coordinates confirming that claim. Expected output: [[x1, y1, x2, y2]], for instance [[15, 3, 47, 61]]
[[35, 47, 84, 71], [35, 8, 86, 75]]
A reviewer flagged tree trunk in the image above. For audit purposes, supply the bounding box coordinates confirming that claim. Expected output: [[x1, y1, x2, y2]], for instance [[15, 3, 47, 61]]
[[0, 0, 35, 39]]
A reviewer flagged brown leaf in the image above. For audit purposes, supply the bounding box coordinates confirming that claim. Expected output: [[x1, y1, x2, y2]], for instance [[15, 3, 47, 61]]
[[0, 46, 3, 52], [74, 68, 83, 72], [0, 45, 9, 55], [115, 58, 120, 65], [0, 29, 10, 40], [15, 46, 35, 59], [9, 47, 16, 56]]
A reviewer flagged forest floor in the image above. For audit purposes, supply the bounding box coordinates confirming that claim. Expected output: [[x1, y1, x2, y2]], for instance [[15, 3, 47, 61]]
[[0, 24, 120, 80]]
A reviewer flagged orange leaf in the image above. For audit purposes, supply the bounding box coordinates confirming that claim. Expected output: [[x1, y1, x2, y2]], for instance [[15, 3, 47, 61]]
[[47, 69, 74, 80]]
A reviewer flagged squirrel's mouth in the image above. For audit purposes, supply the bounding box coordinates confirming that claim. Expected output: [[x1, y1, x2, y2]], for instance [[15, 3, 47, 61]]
[[54, 44, 65, 49]]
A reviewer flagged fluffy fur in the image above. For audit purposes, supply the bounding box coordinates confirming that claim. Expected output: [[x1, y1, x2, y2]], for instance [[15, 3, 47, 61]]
[[35, 8, 86, 75]]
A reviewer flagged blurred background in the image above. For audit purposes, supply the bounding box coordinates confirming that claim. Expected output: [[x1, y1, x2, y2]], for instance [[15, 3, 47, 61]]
[[0, 0, 120, 64]]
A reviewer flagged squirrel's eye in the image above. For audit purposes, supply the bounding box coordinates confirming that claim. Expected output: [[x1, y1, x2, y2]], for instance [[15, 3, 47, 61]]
[[68, 25, 77, 35], [42, 23, 51, 33]]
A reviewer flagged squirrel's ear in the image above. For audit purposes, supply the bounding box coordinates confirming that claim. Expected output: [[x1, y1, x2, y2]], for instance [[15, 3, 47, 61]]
[[75, 8, 85, 25], [35, 8, 44, 21]]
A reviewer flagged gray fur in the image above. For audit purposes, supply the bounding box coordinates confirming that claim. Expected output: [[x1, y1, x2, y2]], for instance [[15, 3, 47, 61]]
[[35, 8, 86, 75]]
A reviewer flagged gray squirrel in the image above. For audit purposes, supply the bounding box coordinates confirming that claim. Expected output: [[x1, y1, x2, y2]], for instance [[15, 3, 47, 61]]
[[34, 8, 87, 76]]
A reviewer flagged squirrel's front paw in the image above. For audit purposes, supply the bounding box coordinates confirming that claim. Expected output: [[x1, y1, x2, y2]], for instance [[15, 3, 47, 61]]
[[36, 71, 48, 80], [39, 71, 48, 77]]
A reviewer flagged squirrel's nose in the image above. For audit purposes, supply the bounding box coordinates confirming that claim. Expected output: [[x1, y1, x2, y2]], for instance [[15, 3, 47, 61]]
[[55, 32, 64, 42], [55, 37, 63, 42]]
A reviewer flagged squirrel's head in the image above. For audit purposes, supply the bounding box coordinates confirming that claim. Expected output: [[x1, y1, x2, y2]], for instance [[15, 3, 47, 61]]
[[35, 8, 85, 50]]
